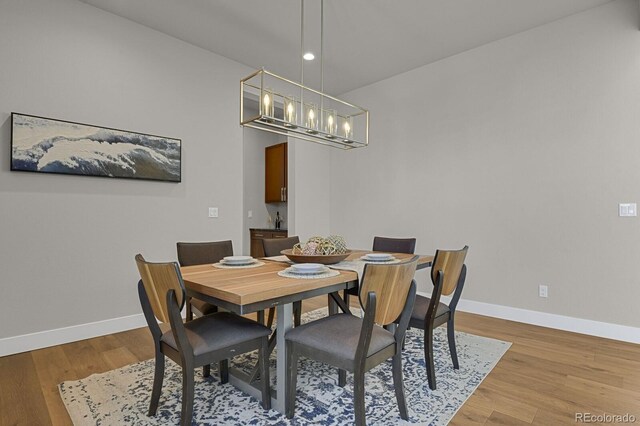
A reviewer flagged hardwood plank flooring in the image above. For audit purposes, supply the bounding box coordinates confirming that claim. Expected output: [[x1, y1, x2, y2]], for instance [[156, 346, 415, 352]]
[[1, 296, 638, 425]]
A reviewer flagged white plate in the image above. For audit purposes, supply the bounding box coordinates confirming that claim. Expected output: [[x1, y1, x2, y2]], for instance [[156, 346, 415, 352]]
[[291, 263, 325, 273], [287, 265, 328, 275], [363, 253, 394, 261], [221, 256, 255, 265], [220, 260, 257, 266]]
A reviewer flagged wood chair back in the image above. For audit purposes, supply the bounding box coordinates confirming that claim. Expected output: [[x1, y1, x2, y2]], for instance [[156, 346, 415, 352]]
[[176, 240, 233, 266], [372, 236, 416, 254], [262, 236, 300, 257], [431, 246, 468, 296], [135, 254, 185, 323], [359, 256, 419, 326]]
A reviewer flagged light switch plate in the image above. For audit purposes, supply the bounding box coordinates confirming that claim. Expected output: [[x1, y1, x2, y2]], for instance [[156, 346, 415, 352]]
[[619, 203, 637, 217], [208, 207, 219, 218]]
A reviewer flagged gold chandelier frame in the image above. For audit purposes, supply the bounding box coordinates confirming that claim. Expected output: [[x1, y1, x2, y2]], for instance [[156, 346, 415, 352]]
[[240, 0, 369, 149]]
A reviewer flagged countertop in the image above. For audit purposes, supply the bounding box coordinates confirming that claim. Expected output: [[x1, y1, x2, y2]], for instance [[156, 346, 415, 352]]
[[250, 228, 288, 232]]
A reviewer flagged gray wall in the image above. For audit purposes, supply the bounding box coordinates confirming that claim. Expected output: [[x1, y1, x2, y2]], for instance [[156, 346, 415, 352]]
[[289, 140, 332, 241], [0, 0, 251, 338], [242, 127, 286, 254], [330, 0, 640, 327], [2, 0, 638, 344]]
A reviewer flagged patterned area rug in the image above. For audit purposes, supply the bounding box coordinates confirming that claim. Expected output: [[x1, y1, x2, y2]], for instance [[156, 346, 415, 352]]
[[59, 308, 510, 425]]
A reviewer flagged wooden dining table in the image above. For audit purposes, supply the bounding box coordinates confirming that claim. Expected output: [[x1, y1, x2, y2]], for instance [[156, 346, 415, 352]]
[[180, 250, 434, 413]]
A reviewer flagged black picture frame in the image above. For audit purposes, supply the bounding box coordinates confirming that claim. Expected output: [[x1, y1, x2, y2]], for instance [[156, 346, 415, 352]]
[[10, 113, 182, 183]]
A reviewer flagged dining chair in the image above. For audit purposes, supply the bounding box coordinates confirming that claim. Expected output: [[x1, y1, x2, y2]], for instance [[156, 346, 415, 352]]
[[135, 254, 271, 426], [262, 236, 302, 327], [177, 240, 233, 320], [285, 256, 419, 426], [409, 245, 468, 390], [262, 236, 300, 258], [372, 236, 417, 254], [344, 236, 417, 308]]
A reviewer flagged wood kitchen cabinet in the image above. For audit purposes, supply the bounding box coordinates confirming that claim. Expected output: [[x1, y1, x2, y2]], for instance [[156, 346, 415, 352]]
[[250, 229, 288, 258], [265, 142, 287, 203]]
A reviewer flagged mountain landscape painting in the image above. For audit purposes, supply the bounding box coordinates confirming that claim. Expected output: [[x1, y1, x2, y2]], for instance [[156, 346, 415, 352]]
[[11, 113, 181, 182]]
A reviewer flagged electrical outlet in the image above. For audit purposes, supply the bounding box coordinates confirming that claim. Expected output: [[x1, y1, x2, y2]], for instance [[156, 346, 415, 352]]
[[208, 207, 218, 218], [539, 285, 548, 298], [619, 203, 637, 217], [248, 210, 253, 218]]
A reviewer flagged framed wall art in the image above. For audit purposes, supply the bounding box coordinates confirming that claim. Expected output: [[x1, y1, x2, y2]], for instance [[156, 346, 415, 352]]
[[11, 113, 181, 182]]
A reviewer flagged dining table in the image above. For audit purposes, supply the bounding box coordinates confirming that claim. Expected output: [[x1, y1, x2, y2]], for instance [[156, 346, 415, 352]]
[[180, 250, 434, 414]]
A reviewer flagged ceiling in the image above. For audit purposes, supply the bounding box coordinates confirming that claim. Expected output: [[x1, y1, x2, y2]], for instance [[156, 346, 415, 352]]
[[79, 0, 614, 95]]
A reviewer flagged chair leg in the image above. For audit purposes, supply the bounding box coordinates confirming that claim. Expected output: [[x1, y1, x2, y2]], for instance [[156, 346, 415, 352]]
[[180, 366, 195, 426], [338, 369, 346, 387], [149, 351, 165, 416], [186, 298, 193, 321], [447, 318, 459, 369], [285, 341, 298, 419], [202, 364, 211, 378], [266, 307, 275, 329], [259, 337, 271, 410], [293, 301, 302, 327], [392, 352, 408, 420], [424, 328, 436, 390], [219, 359, 229, 384], [353, 369, 366, 426]]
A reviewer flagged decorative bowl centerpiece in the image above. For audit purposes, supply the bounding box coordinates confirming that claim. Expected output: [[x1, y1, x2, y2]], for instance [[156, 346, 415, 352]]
[[281, 235, 351, 265]]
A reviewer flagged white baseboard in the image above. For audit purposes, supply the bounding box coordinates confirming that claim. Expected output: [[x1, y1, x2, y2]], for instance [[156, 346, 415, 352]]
[[2, 296, 639, 358], [417, 292, 640, 344], [0, 313, 148, 357]]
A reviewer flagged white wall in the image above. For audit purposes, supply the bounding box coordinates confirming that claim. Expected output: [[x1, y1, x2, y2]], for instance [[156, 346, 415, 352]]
[[289, 139, 332, 240], [331, 0, 640, 327], [0, 0, 251, 340]]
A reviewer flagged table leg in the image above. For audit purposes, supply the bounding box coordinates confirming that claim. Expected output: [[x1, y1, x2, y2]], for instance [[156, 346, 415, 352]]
[[275, 302, 293, 413], [328, 294, 337, 315]]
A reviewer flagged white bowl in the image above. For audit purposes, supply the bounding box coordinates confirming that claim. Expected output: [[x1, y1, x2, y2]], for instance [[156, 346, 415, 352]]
[[223, 256, 254, 264], [291, 263, 325, 273]]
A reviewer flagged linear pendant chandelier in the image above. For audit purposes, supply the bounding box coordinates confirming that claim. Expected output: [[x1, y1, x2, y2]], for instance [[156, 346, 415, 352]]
[[240, 0, 369, 149]]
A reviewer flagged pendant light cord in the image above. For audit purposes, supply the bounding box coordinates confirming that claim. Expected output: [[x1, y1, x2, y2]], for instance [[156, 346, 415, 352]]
[[320, 0, 324, 118], [321, 0, 324, 94], [300, 0, 304, 110]]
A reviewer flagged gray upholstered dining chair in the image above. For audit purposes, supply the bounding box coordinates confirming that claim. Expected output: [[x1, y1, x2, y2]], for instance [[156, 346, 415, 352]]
[[372, 236, 417, 254], [262, 236, 300, 259], [285, 256, 419, 426], [343, 236, 417, 308], [409, 246, 468, 390], [135, 254, 271, 426], [177, 240, 233, 320], [262, 236, 302, 327]]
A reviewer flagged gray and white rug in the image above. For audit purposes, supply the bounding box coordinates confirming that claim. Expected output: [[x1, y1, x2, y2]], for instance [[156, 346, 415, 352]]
[[59, 308, 510, 425]]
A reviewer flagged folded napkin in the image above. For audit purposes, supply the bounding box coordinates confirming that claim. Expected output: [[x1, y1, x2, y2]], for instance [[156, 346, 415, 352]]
[[328, 260, 366, 283], [329, 258, 404, 283], [263, 255, 293, 264]]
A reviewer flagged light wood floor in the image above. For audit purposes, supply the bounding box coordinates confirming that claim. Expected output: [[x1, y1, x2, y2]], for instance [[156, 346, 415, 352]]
[[1, 296, 639, 425]]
